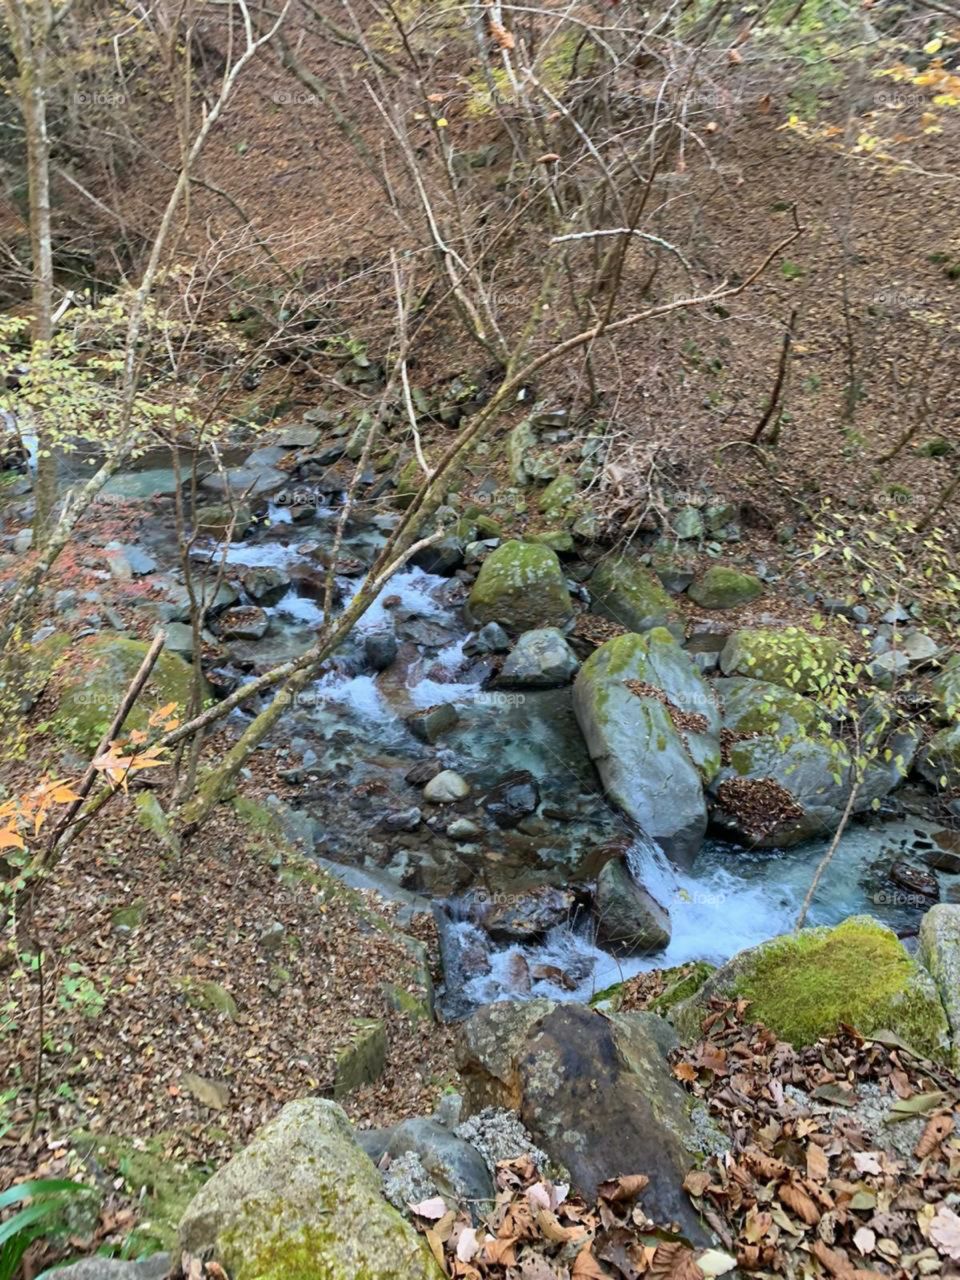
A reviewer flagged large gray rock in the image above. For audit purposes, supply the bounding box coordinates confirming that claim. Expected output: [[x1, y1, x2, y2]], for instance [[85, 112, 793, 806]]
[[456, 1001, 718, 1242], [594, 857, 671, 955], [572, 629, 720, 865], [498, 627, 579, 687], [467, 540, 572, 633], [919, 904, 960, 1067], [588, 555, 679, 636], [384, 1117, 494, 1206], [178, 1098, 441, 1280]]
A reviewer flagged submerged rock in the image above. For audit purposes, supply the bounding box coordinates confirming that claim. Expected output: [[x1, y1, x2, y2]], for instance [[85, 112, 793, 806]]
[[467, 540, 572, 633], [572, 629, 720, 864], [671, 915, 951, 1061], [482, 770, 539, 828], [178, 1098, 441, 1280]]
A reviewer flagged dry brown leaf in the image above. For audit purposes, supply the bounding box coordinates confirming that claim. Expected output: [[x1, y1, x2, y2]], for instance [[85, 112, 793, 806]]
[[534, 1206, 585, 1244], [806, 1143, 829, 1181], [673, 1061, 698, 1083], [598, 1174, 650, 1203], [683, 1170, 712, 1198], [572, 1246, 610, 1279], [648, 1241, 705, 1280], [929, 1205, 960, 1260], [914, 1112, 953, 1159], [778, 1181, 820, 1226]]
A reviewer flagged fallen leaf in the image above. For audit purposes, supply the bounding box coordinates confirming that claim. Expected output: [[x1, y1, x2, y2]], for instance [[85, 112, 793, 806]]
[[854, 1226, 876, 1256], [778, 1181, 820, 1226], [409, 1196, 448, 1220], [914, 1112, 953, 1159], [572, 1246, 608, 1278], [806, 1143, 830, 1181], [598, 1173, 650, 1202], [929, 1205, 960, 1260]]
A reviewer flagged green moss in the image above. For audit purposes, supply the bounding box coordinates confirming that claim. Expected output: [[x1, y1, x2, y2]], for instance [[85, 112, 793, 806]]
[[222, 1219, 438, 1280], [538, 473, 578, 522], [718, 678, 818, 737], [589, 558, 678, 635], [75, 1131, 208, 1253], [175, 977, 239, 1020], [648, 962, 715, 1014], [467, 539, 571, 631], [733, 917, 949, 1057], [720, 627, 844, 694], [52, 634, 208, 751]]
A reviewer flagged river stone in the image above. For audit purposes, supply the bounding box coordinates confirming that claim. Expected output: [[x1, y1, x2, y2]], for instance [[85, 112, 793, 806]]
[[365, 630, 398, 671], [193, 502, 254, 539], [483, 886, 576, 942], [687, 566, 763, 610], [407, 703, 459, 744], [467, 540, 572, 633], [423, 770, 471, 803], [498, 628, 579, 687], [594, 857, 671, 956], [719, 627, 844, 694], [714, 676, 818, 738], [178, 1098, 441, 1280], [217, 605, 270, 641], [588, 556, 679, 636], [482, 770, 539, 828], [239, 565, 290, 605], [671, 915, 951, 1061], [201, 464, 287, 499], [50, 634, 209, 752], [918, 904, 960, 1066], [456, 1001, 713, 1241], [572, 630, 720, 865]]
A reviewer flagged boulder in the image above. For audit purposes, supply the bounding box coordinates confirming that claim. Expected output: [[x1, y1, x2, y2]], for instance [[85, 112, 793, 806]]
[[588, 556, 679, 636], [178, 1098, 441, 1280], [217, 605, 270, 641], [497, 627, 579, 687], [719, 627, 844, 694], [572, 630, 720, 864], [714, 676, 818, 738], [423, 770, 471, 803], [467, 540, 572, 633], [917, 722, 960, 791], [406, 703, 459, 744], [687, 566, 763, 610], [671, 915, 951, 1061], [594, 857, 671, 956], [51, 634, 209, 752], [482, 770, 539, 828], [918, 904, 960, 1066], [239, 565, 290, 605], [384, 1117, 494, 1207], [483, 886, 577, 941], [456, 1001, 719, 1241]]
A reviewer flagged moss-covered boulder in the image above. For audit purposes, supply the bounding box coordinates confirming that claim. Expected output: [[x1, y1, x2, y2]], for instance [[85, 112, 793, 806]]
[[688, 566, 763, 610], [671, 916, 951, 1060], [52, 634, 209, 751], [719, 627, 844, 694], [537, 473, 578, 524], [588, 556, 679, 637], [715, 676, 818, 738], [918, 722, 960, 791], [931, 655, 960, 720], [572, 630, 720, 864], [178, 1098, 442, 1280], [467, 540, 572, 633]]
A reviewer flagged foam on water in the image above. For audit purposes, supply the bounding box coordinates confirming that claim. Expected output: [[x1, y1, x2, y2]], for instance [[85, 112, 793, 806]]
[[271, 590, 324, 626], [266, 502, 293, 525], [219, 539, 305, 568]]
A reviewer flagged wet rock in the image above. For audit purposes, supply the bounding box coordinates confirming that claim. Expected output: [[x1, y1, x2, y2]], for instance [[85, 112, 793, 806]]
[[467, 540, 572, 633], [456, 1001, 714, 1240], [482, 771, 539, 828], [447, 817, 481, 840], [381, 807, 422, 833], [889, 860, 940, 902], [497, 627, 579, 687], [594, 857, 671, 956], [927, 830, 960, 874], [217, 605, 270, 641], [424, 770, 471, 803], [178, 1098, 441, 1279], [588, 555, 679, 636], [365, 630, 398, 671], [410, 537, 464, 575], [918, 722, 960, 792], [406, 759, 443, 787], [276, 424, 322, 448], [239, 565, 290, 605], [103, 541, 158, 579], [482, 886, 577, 942], [407, 703, 460, 744], [919, 904, 960, 1066], [464, 621, 511, 655], [192, 502, 254, 539], [573, 629, 720, 865], [201, 464, 288, 499]]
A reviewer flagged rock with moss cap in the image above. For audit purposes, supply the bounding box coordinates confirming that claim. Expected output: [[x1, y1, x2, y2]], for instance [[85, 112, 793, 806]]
[[917, 722, 960, 791], [537, 473, 578, 524], [719, 626, 844, 694], [688, 566, 763, 610], [178, 1097, 442, 1280], [588, 555, 680, 638], [51, 634, 209, 752], [467, 540, 572, 633], [572, 629, 720, 865], [930, 654, 960, 721], [671, 915, 951, 1060], [715, 676, 818, 738]]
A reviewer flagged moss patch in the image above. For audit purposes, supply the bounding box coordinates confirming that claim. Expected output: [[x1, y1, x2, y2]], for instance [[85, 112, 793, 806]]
[[732, 917, 949, 1057], [720, 627, 844, 695], [688, 566, 763, 610]]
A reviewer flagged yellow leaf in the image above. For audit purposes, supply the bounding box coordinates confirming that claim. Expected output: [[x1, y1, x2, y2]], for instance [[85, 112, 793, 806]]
[[0, 826, 25, 850], [924, 37, 943, 54]]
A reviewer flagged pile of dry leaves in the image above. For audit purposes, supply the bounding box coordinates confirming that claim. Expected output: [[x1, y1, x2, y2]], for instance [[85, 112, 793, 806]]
[[713, 777, 804, 841], [673, 999, 960, 1278], [409, 1157, 736, 1280]]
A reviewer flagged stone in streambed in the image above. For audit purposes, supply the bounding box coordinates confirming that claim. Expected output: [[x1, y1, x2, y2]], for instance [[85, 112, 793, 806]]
[[594, 857, 670, 955], [406, 703, 459, 744], [467, 540, 572, 633], [498, 627, 579, 687], [217, 605, 270, 641], [423, 770, 471, 803], [178, 1098, 442, 1280]]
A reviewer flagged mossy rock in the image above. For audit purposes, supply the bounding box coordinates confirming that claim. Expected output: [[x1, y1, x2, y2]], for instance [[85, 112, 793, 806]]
[[687, 566, 763, 610], [719, 627, 844, 695], [178, 1098, 442, 1280], [538, 473, 578, 523], [715, 677, 819, 738], [930, 655, 960, 722], [467, 539, 572, 633], [588, 556, 680, 637], [333, 1018, 387, 1098], [918, 721, 960, 791], [51, 634, 209, 752], [175, 977, 240, 1021], [671, 916, 951, 1060], [529, 529, 574, 553], [589, 961, 714, 1012]]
